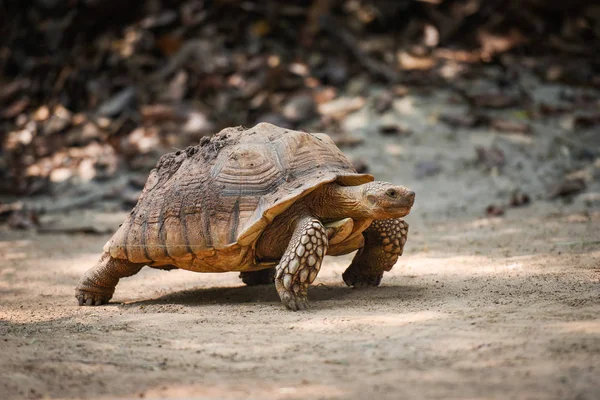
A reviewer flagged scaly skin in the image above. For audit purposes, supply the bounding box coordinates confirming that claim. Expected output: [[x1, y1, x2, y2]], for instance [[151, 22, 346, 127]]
[[240, 218, 352, 286], [76, 253, 144, 305], [275, 217, 328, 311], [343, 218, 409, 288]]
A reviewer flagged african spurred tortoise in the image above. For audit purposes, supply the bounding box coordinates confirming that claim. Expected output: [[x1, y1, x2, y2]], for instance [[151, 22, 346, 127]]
[[76, 123, 415, 310]]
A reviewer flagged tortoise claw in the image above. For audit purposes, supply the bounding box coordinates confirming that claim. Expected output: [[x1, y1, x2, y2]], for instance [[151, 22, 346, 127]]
[[76, 290, 111, 306], [342, 267, 383, 288], [280, 290, 311, 311]]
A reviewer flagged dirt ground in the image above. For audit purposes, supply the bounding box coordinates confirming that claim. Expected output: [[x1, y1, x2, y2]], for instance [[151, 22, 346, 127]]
[[1, 201, 599, 399], [2, 86, 600, 399]]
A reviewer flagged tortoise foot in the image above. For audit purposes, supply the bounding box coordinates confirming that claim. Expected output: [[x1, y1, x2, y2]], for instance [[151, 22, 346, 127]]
[[75, 289, 112, 306], [343, 218, 409, 289], [279, 290, 311, 311], [342, 266, 383, 288], [75, 253, 144, 306], [239, 267, 276, 286]]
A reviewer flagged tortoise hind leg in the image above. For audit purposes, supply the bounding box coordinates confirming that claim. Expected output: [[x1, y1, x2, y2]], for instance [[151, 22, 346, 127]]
[[76, 252, 145, 306], [239, 267, 276, 286], [343, 219, 408, 288]]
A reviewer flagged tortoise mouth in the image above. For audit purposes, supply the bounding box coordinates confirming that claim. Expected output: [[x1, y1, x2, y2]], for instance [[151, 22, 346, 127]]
[[388, 206, 412, 217]]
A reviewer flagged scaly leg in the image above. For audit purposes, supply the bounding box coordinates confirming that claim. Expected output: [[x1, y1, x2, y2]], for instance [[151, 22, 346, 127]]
[[239, 267, 276, 286], [275, 218, 328, 311], [343, 219, 408, 288], [76, 252, 145, 306]]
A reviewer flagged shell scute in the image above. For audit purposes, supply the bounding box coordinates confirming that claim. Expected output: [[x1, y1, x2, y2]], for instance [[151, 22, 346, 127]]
[[106, 123, 373, 266]]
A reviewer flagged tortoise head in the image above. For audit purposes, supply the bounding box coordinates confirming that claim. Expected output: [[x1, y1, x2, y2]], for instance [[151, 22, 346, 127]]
[[361, 181, 415, 219]]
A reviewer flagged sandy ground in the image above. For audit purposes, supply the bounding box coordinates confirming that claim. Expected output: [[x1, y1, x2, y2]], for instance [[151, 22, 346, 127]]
[[1, 202, 599, 400], [2, 87, 600, 399]]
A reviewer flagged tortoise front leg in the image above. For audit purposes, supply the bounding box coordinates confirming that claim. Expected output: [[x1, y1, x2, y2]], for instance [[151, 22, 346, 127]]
[[275, 217, 328, 311], [342, 219, 408, 288], [76, 252, 145, 306]]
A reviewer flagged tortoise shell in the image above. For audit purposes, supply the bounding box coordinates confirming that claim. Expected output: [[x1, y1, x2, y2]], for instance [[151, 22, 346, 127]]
[[104, 123, 373, 272]]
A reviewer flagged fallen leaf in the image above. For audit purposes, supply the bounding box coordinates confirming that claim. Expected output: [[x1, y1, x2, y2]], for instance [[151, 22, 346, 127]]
[[490, 119, 531, 134], [439, 113, 483, 128], [471, 93, 520, 109]]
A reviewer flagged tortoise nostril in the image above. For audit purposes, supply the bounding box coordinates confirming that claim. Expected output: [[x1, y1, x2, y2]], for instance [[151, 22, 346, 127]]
[[408, 190, 415, 198]]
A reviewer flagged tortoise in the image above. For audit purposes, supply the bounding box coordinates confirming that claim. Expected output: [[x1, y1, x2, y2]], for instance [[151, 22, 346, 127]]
[[76, 123, 415, 310]]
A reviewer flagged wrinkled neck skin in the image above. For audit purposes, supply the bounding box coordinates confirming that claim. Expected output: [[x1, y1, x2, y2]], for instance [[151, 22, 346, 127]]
[[306, 183, 369, 221]]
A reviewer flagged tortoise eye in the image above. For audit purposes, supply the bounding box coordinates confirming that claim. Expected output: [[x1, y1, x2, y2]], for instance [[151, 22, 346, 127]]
[[386, 189, 398, 198]]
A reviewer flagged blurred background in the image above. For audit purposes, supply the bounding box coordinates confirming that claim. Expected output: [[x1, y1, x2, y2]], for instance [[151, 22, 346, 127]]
[[1, 2, 600, 399], [1, 0, 599, 229]]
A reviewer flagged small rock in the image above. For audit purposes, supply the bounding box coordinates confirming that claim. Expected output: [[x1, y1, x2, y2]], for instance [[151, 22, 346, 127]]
[[313, 87, 337, 105], [33, 106, 51, 121], [6, 128, 34, 149], [509, 192, 531, 207], [81, 122, 104, 143], [486, 205, 505, 217], [121, 127, 160, 156], [182, 111, 214, 135], [378, 123, 412, 136], [50, 167, 73, 183], [77, 159, 96, 182], [318, 97, 365, 119]]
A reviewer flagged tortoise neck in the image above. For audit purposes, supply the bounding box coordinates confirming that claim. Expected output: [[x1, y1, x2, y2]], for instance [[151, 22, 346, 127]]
[[309, 183, 366, 220]]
